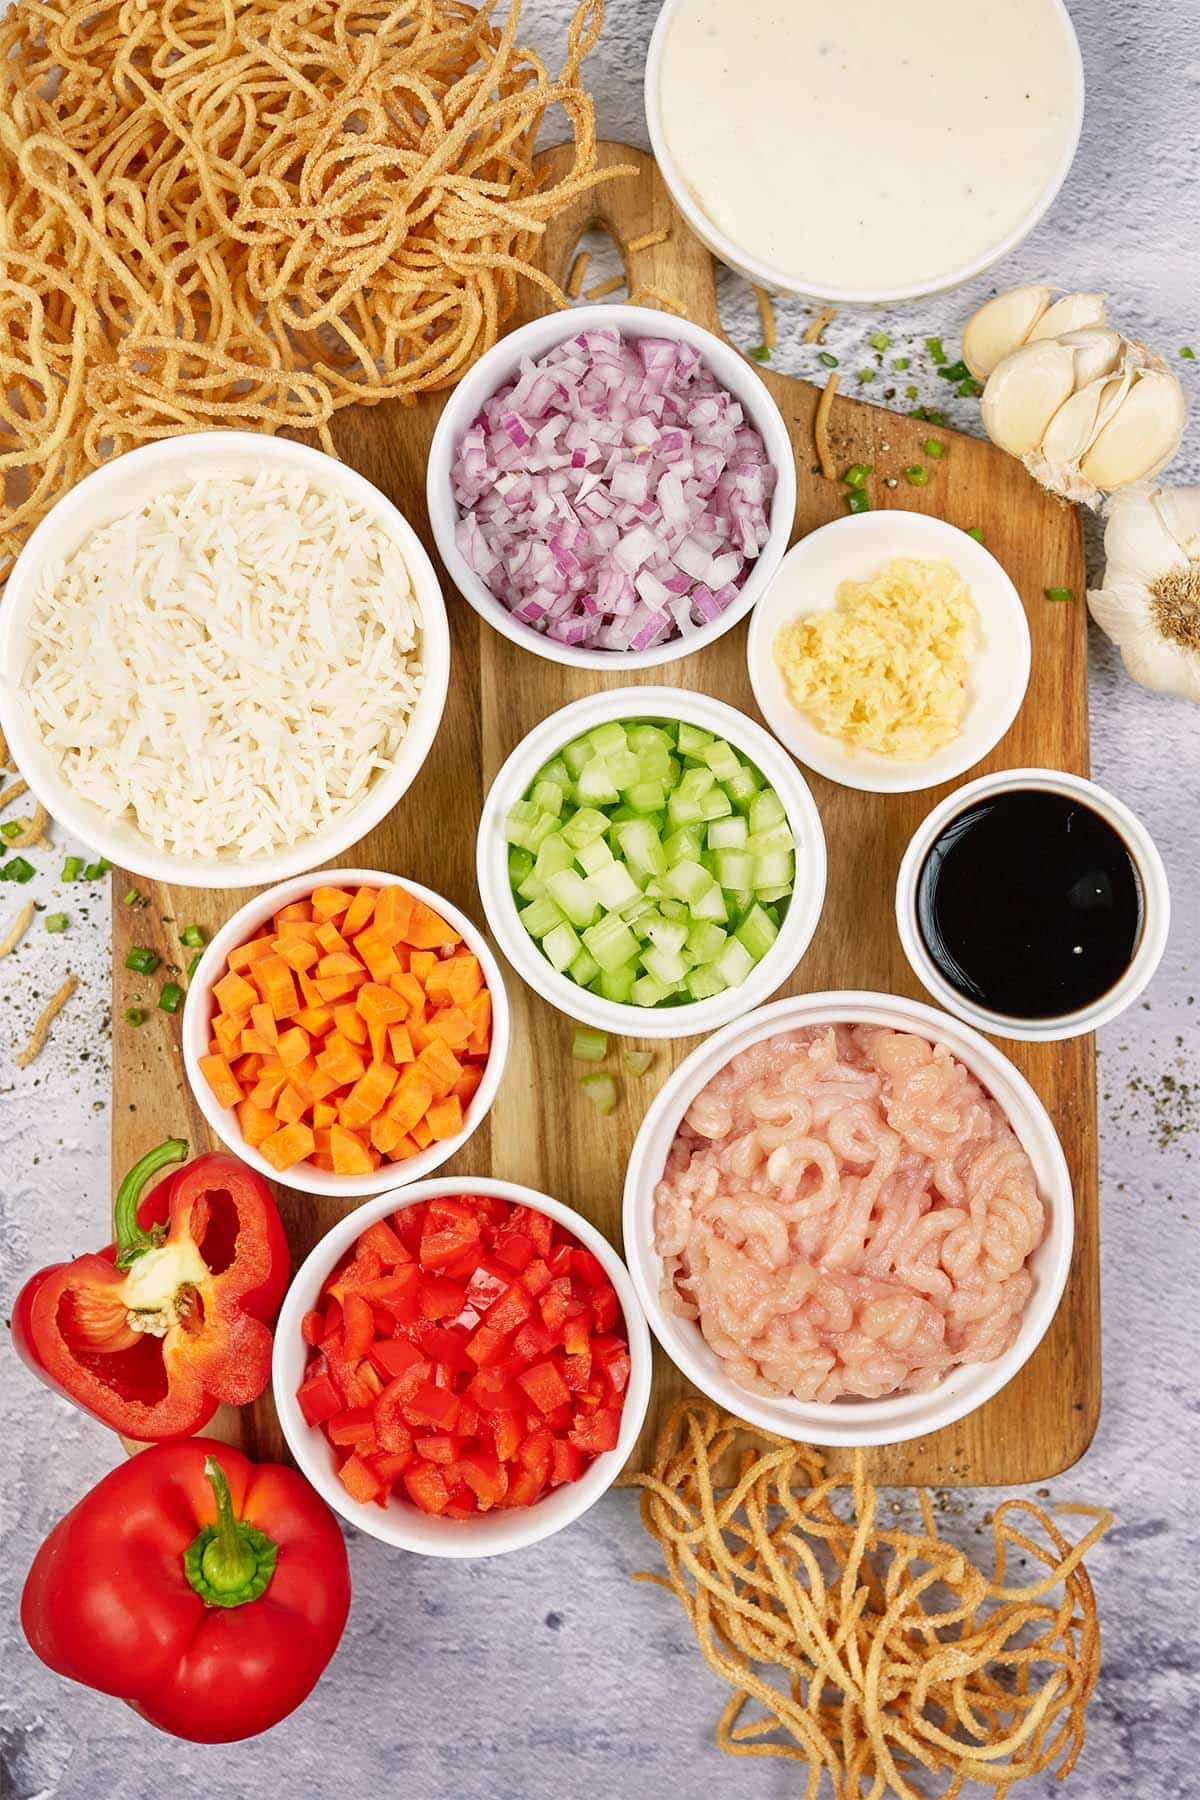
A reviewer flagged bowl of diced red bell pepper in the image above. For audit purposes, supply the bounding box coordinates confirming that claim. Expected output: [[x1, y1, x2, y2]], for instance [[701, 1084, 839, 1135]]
[[273, 1179, 652, 1556]]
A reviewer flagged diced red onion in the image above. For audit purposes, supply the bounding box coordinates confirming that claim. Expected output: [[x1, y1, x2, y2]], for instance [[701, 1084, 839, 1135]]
[[449, 328, 777, 652]]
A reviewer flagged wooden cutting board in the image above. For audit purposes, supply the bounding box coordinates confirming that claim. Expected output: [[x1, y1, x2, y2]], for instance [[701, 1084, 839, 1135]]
[[111, 142, 1096, 1487]]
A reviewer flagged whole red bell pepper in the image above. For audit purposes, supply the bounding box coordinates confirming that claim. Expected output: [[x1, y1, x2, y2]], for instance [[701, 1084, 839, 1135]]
[[13, 1138, 289, 1441], [22, 1439, 350, 1742]]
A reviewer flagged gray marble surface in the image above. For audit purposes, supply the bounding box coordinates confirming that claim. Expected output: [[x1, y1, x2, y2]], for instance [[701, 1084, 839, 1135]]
[[2, 2, 1198, 1796]]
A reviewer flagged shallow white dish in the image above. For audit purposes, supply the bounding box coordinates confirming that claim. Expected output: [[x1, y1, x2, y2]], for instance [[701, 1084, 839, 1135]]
[[273, 1177, 652, 1557], [622, 991, 1073, 1447], [0, 433, 450, 888], [644, 0, 1084, 306], [895, 767, 1171, 1042], [476, 686, 826, 1042], [425, 304, 796, 672], [182, 868, 509, 1199], [746, 510, 1031, 794]]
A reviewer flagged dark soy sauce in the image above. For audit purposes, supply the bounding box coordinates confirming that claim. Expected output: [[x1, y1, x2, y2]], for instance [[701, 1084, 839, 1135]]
[[916, 789, 1144, 1020]]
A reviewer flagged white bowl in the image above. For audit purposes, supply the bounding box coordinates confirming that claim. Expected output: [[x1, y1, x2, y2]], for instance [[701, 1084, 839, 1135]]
[[0, 433, 450, 888], [896, 768, 1171, 1042], [425, 305, 796, 671], [182, 869, 510, 1198], [623, 991, 1073, 1447], [747, 511, 1031, 794], [476, 686, 826, 1041], [273, 1177, 653, 1557], [645, 0, 1085, 306]]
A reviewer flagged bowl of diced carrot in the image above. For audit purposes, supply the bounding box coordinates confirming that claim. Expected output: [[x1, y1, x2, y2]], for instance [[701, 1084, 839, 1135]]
[[182, 870, 510, 1197]]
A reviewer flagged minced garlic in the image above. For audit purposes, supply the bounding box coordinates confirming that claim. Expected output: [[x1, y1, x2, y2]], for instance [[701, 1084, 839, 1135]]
[[773, 556, 977, 759]]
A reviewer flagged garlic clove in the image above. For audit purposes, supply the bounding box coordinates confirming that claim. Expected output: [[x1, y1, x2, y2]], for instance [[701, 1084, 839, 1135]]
[[1079, 369, 1187, 491], [1026, 292, 1107, 344], [1154, 485, 1200, 559], [962, 285, 1053, 380], [981, 339, 1077, 457], [1102, 481, 1189, 583], [1039, 374, 1120, 469], [1057, 326, 1125, 389]]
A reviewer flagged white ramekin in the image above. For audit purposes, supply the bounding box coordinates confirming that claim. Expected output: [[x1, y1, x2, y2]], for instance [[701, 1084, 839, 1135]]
[[746, 511, 1031, 794], [182, 869, 510, 1198], [476, 686, 827, 1041], [273, 1177, 653, 1557], [0, 434, 450, 888], [425, 304, 796, 671], [623, 991, 1074, 1447], [895, 768, 1171, 1042], [644, 0, 1085, 306]]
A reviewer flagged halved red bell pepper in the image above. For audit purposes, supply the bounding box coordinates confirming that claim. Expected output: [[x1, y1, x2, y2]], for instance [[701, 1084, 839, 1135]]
[[13, 1138, 288, 1442]]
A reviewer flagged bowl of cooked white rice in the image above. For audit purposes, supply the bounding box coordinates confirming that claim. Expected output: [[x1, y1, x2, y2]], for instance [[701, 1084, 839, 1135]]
[[0, 433, 449, 887]]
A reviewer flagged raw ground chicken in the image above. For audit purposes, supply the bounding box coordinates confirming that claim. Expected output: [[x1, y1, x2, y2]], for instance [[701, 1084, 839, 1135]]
[[654, 1025, 1046, 1403]]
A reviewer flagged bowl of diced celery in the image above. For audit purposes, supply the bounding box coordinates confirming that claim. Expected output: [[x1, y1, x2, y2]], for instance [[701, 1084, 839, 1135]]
[[476, 688, 827, 1040]]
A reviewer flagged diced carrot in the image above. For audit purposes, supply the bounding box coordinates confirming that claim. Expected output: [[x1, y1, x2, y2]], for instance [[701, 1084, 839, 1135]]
[[228, 935, 275, 974], [316, 1033, 367, 1087], [232, 1052, 263, 1083], [340, 1062, 398, 1129], [331, 1123, 374, 1175], [425, 1095, 463, 1142], [249, 1063, 290, 1109], [260, 1122, 316, 1171], [316, 951, 361, 980], [386, 1132, 420, 1163], [354, 929, 401, 982], [213, 969, 258, 1015], [333, 1002, 368, 1046], [466, 991, 492, 1054], [213, 1011, 247, 1059], [275, 1082, 310, 1126], [313, 1100, 337, 1128], [417, 1037, 462, 1099], [403, 900, 462, 951], [276, 1025, 311, 1067], [406, 1014, 431, 1055], [386, 1067, 435, 1134], [311, 886, 354, 921], [275, 900, 314, 923], [274, 936, 319, 973], [388, 1023, 414, 1065], [452, 1063, 484, 1106], [410, 1117, 434, 1150], [251, 955, 299, 1020], [340, 887, 377, 937], [314, 921, 352, 957], [315, 974, 366, 1004], [296, 967, 325, 1008], [371, 885, 411, 941], [425, 954, 484, 1005], [294, 1006, 334, 1037], [309, 1068, 343, 1104], [370, 1110, 405, 1156], [236, 1097, 278, 1147], [273, 918, 321, 943], [239, 1028, 273, 1058], [409, 949, 437, 984], [312, 1153, 335, 1172], [199, 1053, 242, 1109], [249, 1002, 278, 1046], [391, 972, 425, 1014], [313, 1126, 333, 1159], [427, 1005, 473, 1050], [357, 980, 408, 1024]]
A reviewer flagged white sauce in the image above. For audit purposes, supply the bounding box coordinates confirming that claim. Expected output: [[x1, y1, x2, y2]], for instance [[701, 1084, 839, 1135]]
[[657, 0, 1081, 297]]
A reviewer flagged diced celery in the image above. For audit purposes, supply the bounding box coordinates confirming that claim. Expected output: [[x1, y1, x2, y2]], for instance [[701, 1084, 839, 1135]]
[[707, 816, 748, 850], [616, 819, 667, 879], [580, 1071, 618, 1114], [750, 788, 786, 834], [623, 1050, 654, 1077], [532, 779, 564, 816], [508, 845, 534, 885], [576, 758, 620, 804], [702, 739, 741, 781], [699, 787, 732, 821], [595, 962, 637, 1004], [607, 805, 639, 826], [576, 837, 614, 876], [756, 885, 793, 904], [660, 898, 689, 922], [516, 869, 545, 903], [608, 747, 642, 789], [504, 799, 542, 848], [628, 723, 673, 752], [626, 780, 667, 814], [714, 849, 754, 890], [644, 916, 688, 956], [686, 920, 727, 963], [563, 735, 593, 777], [546, 867, 599, 928], [666, 789, 704, 826], [569, 946, 601, 987], [622, 896, 657, 930], [588, 720, 629, 759], [582, 914, 640, 970], [543, 921, 582, 971], [724, 764, 760, 810], [534, 833, 574, 882], [727, 890, 755, 919], [715, 936, 755, 987], [534, 756, 571, 790], [691, 883, 729, 923], [561, 807, 610, 848], [748, 824, 795, 853], [572, 1026, 609, 1061], [520, 895, 565, 939], [635, 743, 673, 782], [588, 859, 642, 912], [676, 721, 714, 755], [664, 825, 704, 865], [642, 943, 689, 985], [685, 965, 728, 1001], [631, 972, 675, 1007], [663, 859, 713, 905], [734, 903, 779, 961], [678, 765, 716, 802], [752, 850, 794, 891]]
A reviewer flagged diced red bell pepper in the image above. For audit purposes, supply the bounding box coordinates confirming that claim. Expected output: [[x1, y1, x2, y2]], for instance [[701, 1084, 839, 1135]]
[[562, 1312, 591, 1357], [372, 1446, 414, 1485], [465, 1321, 513, 1368], [338, 1451, 383, 1504], [518, 1427, 554, 1481], [404, 1382, 460, 1431], [547, 1243, 573, 1279], [464, 1261, 509, 1313], [415, 1321, 472, 1373], [571, 1247, 608, 1288], [500, 1466, 544, 1510], [419, 1197, 482, 1270], [602, 1352, 631, 1396], [503, 1205, 552, 1258], [320, 1299, 343, 1345], [340, 1291, 375, 1362], [418, 1275, 467, 1320], [517, 1358, 571, 1415], [368, 1336, 425, 1382], [393, 1206, 424, 1252], [403, 1460, 450, 1514], [483, 1281, 534, 1335], [375, 1363, 432, 1450], [459, 1449, 507, 1511], [488, 1407, 522, 1462], [297, 1365, 340, 1427], [521, 1257, 553, 1298], [325, 1351, 375, 1410], [464, 1369, 520, 1413], [493, 1231, 534, 1274], [591, 1283, 619, 1333], [301, 1309, 325, 1347], [540, 1277, 572, 1333], [356, 1218, 410, 1266], [413, 1433, 459, 1465], [569, 1405, 621, 1454], [512, 1321, 557, 1361], [563, 1351, 592, 1393], [327, 1407, 377, 1448], [551, 1438, 583, 1486]]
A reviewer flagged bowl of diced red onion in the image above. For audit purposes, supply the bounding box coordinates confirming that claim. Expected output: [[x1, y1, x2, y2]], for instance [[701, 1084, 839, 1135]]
[[426, 306, 796, 669]]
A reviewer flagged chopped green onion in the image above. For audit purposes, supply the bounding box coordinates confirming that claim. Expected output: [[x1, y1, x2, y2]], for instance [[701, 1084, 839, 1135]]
[[1181, 345, 1196, 360], [893, 356, 910, 371], [749, 344, 771, 363], [868, 330, 891, 352], [580, 1071, 618, 1116], [923, 437, 946, 459], [6, 856, 35, 884], [62, 855, 82, 882], [0, 820, 22, 841], [904, 465, 930, 487], [965, 526, 985, 543], [846, 490, 870, 514], [186, 951, 204, 981], [856, 367, 876, 383], [180, 924, 206, 947], [844, 463, 873, 489], [1045, 586, 1074, 603], [122, 887, 140, 906], [925, 336, 947, 365], [958, 376, 983, 398], [158, 982, 183, 1014], [623, 1050, 654, 1078], [572, 1026, 609, 1062], [905, 384, 919, 400], [817, 350, 839, 368], [44, 912, 68, 933], [125, 945, 160, 974], [938, 359, 971, 383], [125, 1006, 146, 1026], [82, 860, 110, 881]]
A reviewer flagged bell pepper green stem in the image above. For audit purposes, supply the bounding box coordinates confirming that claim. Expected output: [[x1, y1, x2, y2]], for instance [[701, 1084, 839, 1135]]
[[184, 1456, 279, 1609], [112, 1137, 188, 1268]]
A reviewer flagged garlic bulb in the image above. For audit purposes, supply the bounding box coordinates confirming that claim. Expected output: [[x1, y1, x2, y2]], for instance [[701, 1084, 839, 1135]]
[[967, 289, 1187, 506], [1088, 482, 1200, 701]]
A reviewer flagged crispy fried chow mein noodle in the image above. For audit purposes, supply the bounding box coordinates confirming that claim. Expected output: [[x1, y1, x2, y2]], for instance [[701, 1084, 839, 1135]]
[[0, 0, 625, 575], [630, 1401, 1111, 1799]]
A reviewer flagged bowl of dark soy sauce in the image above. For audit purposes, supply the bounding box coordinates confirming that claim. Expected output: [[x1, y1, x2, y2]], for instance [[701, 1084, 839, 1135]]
[[896, 769, 1170, 1041]]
